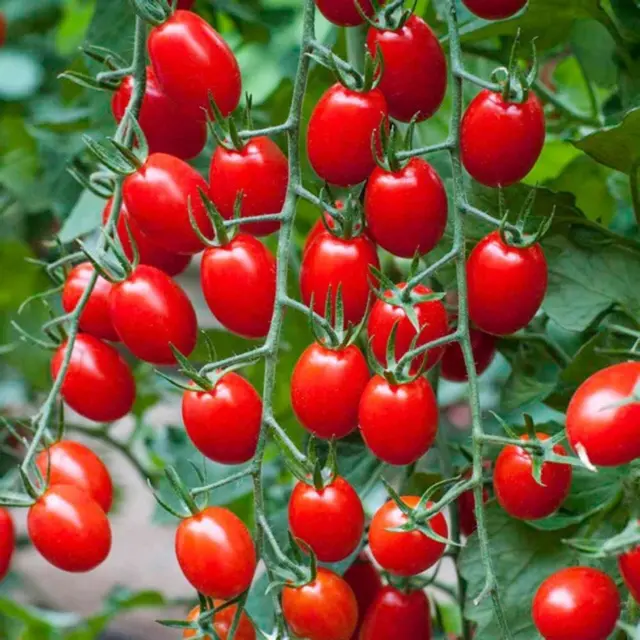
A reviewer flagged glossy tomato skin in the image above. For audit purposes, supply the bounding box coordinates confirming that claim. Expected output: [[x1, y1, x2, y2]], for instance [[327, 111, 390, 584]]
[[209, 137, 288, 237], [289, 476, 364, 562], [315, 0, 382, 26], [566, 362, 640, 467], [148, 10, 241, 122], [494, 433, 572, 520], [360, 586, 431, 640], [62, 263, 118, 341], [282, 567, 358, 640], [619, 543, 640, 603], [182, 373, 262, 464], [201, 234, 276, 339], [52, 334, 135, 422], [307, 84, 388, 187], [461, 89, 545, 187], [27, 485, 111, 572], [0, 509, 14, 581], [291, 343, 370, 439], [532, 567, 620, 640], [184, 603, 256, 640], [467, 231, 547, 335], [122, 153, 213, 255], [344, 554, 383, 639], [35, 441, 113, 512], [462, 0, 527, 20], [440, 328, 496, 382], [111, 67, 206, 160], [366, 16, 446, 122], [369, 496, 448, 576], [176, 506, 256, 599]]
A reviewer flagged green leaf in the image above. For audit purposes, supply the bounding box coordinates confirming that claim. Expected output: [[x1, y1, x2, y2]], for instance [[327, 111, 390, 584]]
[[58, 189, 105, 242]]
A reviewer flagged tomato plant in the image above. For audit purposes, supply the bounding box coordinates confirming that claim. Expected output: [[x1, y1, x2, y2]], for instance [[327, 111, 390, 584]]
[[441, 327, 496, 382], [344, 554, 383, 638], [184, 603, 256, 640], [314, 0, 382, 26], [0, 509, 14, 582]]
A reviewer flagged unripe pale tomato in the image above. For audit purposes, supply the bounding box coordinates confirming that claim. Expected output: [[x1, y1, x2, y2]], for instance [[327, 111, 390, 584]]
[[314, 0, 383, 26], [0, 509, 14, 581], [440, 328, 496, 382], [463, 0, 527, 20], [619, 542, 640, 603], [183, 603, 256, 640], [344, 554, 383, 639]]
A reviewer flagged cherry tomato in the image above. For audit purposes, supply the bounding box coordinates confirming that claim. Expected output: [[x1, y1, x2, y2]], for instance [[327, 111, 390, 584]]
[[440, 328, 496, 382], [27, 484, 111, 572], [182, 372, 262, 464], [461, 89, 545, 187], [62, 262, 118, 341], [35, 440, 113, 513], [176, 0, 195, 9], [52, 334, 135, 422], [467, 230, 547, 335], [344, 554, 383, 639], [566, 362, 640, 467], [209, 137, 288, 237], [457, 470, 489, 537], [307, 83, 388, 187], [291, 343, 370, 440], [303, 210, 339, 258], [176, 506, 256, 599], [366, 15, 446, 122], [122, 153, 213, 255], [0, 509, 14, 581], [493, 433, 572, 520], [462, 0, 527, 20], [369, 496, 448, 576], [201, 233, 276, 339], [619, 542, 640, 603], [184, 603, 256, 640], [0, 13, 6, 48], [111, 67, 207, 160], [149, 10, 241, 122], [367, 283, 448, 373], [360, 586, 431, 640], [282, 567, 358, 640], [110, 265, 197, 365], [532, 567, 620, 640], [289, 476, 365, 562], [314, 0, 382, 26]]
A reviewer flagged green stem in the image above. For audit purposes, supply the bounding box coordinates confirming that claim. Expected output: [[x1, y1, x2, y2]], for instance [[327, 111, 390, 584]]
[[345, 25, 366, 73]]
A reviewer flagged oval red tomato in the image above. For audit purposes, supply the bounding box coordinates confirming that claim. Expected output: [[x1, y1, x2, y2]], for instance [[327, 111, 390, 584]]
[[344, 554, 383, 639], [184, 603, 256, 640], [0, 509, 14, 581], [314, 0, 382, 26], [440, 328, 496, 382], [619, 542, 640, 603], [462, 0, 527, 20]]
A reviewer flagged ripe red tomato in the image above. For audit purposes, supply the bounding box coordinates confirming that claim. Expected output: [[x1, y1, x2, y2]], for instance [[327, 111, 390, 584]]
[[0, 13, 6, 48], [532, 567, 620, 640], [35, 440, 113, 513], [176, 506, 256, 599], [27, 484, 111, 572], [566, 362, 640, 467], [291, 343, 370, 439], [314, 0, 382, 26], [467, 230, 547, 335], [364, 158, 447, 257], [440, 328, 496, 382], [462, 0, 527, 20], [366, 16, 446, 122], [300, 231, 379, 326], [200, 233, 276, 338], [457, 470, 489, 537], [110, 265, 197, 365], [62, 262, 118, 341], [176, 0, 195, 9], [367, 283, 448, 373], [52, 334, 135, 422], [182, 372, 262, 464], [344, 554, 383, 639], [461, 89, 545, 187], [184, 603, 256, 640], [289, 476, 364, 562], [282, 567, 358, 640], [619, 542, 640, 603], [493, 433, 572, 520], [122, 153, 213, 255], [0, 509, 14, 581], [360, 586, 431, 640], [303, 211, 339, 258], [369, 496, 448, 576], [307, 83, 388, 187], [111, 67, 206, 160], [148, 10, 241, 122], [209, 136, 288, 237]]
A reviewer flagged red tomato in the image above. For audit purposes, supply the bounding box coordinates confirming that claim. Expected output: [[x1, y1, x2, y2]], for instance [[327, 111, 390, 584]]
[[360, 586, 431, 640], [566, 362, 640, 467], [282, 567, 358, 640], [52, 334, 135, 422], [27, 484, 111, 572], [62, 263, 118, 341], [440, 328, 496, 382], [209, 137, 288, 237], [369, 496, 448, 576], [367, 283, 448, 373], [532, 567, 620, 640], [307, 83, 388, 187], [314, 0, 382, 26], [467, 231, 547, 335], [619, 542, 640, 603], [493, 433, 572, 520], [200, 233, 276, 339], [461, 89, 545, 187], [0, 13, 6, 48], [0, 509, 14, 581], [344, 554, 383, 639], [35, 440, 113, 512], [184, 603, 256, 640], [176, 0, 194, 9], [110, 265, 197, 365], [462, 0, 527, 20], [182, 372, 262, 464], [176, 506, 256, 599], [457, 470, 489, 537], [111, 67, 207, 160], [303, 211, 339, 257], [366, 16, 446, 122], [289, 476, 365, 562], [122, 153, 213, 255], [291, 343, 370, 439], [149, 10, 241, 122]]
